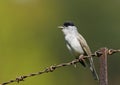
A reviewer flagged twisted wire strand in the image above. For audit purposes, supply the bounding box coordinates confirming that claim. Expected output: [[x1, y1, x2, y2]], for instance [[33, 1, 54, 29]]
[[0, 48, 119, 85]]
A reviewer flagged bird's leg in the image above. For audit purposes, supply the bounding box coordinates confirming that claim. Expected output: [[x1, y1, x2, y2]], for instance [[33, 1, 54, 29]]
[[78, 55, 86, 67]]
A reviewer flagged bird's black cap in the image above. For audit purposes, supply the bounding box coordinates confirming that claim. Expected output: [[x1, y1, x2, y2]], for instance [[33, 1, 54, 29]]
[[63, 21, 74, 27]]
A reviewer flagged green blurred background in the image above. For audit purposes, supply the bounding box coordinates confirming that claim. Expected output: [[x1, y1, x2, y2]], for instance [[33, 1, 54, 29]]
[[0, 0, 120, 85]]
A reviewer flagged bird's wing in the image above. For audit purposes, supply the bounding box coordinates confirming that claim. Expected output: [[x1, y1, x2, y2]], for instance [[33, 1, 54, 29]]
[[77, 33, 93, 66], [77, 33, 91, 56], [77, 33, 99, 80]]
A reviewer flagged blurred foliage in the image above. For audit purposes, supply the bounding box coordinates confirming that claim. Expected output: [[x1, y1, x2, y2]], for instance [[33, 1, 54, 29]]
[[0, 0, 120, 85]]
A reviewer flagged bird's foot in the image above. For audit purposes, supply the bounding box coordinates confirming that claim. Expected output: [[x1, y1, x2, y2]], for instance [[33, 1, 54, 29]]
[[78, 55, 86, 67]]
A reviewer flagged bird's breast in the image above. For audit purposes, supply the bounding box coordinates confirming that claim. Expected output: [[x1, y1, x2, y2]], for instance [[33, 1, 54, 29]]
[[65, 34, 84, 56]]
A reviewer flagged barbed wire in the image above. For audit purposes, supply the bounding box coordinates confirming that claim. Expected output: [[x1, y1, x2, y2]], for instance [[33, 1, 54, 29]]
[[0, 48, 120, 85]]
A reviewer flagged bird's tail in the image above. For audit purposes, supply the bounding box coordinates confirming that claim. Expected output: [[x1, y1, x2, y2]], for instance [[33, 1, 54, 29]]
[[86, 57, 99, 80]]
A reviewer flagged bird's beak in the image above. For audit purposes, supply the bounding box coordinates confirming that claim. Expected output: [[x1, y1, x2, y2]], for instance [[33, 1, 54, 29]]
[[58, 26, 64, 29]]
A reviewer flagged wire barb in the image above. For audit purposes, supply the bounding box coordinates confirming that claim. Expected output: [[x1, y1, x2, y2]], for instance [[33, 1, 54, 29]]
[[0, 48, 120, 85]]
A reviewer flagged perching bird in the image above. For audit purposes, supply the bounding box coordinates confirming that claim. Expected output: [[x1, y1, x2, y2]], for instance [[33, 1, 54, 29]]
[[58, 21, 99, 80]]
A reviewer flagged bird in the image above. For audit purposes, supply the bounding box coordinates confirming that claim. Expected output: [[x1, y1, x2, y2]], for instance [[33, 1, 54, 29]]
[[58, 21, 99, 80]]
